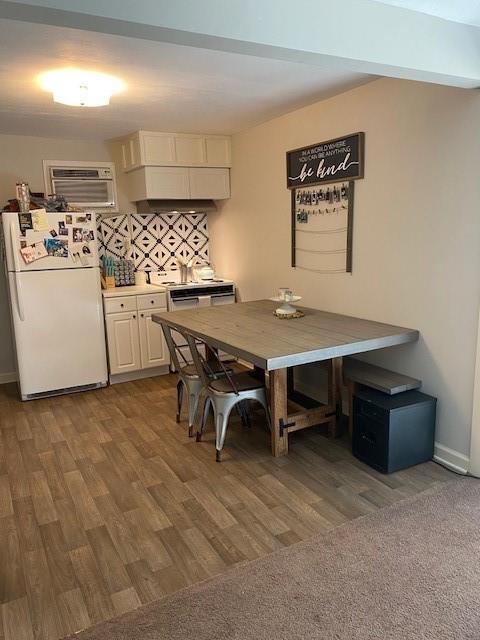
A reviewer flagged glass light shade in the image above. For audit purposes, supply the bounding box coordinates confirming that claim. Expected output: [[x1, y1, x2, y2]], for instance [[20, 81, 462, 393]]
[[39, 69, 125, 107]]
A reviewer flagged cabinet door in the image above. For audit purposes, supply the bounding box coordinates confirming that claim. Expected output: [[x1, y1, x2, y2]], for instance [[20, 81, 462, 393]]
[[205, 136, 231, 167], [188, 168, 230, 199], [138, 309, 170, 369], [121, 134, 141, 171], [174, 135, 206, 165], [144, 167, 190, 199], [141, 132, 176, 165], [105, 311, 141, 374]]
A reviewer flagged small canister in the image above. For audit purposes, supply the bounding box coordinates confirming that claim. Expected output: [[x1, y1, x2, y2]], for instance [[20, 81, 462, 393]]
[[135, 270, 147, 286], [15, 182, 30, 212]]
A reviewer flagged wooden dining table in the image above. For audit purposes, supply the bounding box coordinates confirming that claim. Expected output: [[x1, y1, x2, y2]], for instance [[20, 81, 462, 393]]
[[153, 299, 419, 457]]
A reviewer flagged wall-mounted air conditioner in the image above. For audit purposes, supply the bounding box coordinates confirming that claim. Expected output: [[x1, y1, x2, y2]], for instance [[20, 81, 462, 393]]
[[43, 160, 118, 211]]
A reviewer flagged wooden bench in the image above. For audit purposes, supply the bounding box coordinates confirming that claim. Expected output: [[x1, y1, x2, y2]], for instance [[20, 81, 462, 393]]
[[343, 357, 422, 436]]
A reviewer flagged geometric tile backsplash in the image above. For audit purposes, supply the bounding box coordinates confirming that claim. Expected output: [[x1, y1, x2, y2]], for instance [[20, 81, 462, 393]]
[[98, 213, 209, 271]]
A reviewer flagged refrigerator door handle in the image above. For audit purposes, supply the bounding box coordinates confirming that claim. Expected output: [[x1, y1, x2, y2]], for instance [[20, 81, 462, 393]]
[[10, 219, 21, 272], [13, 273, 25, 321]]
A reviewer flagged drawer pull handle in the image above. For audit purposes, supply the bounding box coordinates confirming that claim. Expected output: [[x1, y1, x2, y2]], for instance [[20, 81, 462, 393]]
[[133, 314, 136, 319], [120, 303, 124, 307], [151, 300, 154, 304], [140, 313, 144, 318]]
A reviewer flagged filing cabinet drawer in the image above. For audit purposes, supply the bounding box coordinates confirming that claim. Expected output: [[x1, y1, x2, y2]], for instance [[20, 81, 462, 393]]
[[352, 413, 388, 472], [137, 293, 167, 310], [104, 296, 137, 314], [355, 397, 388, 423]]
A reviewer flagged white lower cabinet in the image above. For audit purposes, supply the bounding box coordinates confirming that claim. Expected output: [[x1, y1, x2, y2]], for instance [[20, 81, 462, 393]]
[[138, 309, 168, 369], [104, 293, 169, 380], [105, 311, 141, 374]]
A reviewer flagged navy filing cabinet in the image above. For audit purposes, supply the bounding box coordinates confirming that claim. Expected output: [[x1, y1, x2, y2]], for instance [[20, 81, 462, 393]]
[[352, 386, 436, 474]]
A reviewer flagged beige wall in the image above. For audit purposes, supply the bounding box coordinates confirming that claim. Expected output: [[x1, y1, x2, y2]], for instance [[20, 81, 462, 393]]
[[209, 77, 480, 463], [0, 133, 133, 378]]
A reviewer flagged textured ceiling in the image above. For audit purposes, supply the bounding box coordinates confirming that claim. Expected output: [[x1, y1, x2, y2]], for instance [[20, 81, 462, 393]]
[[0, 19, 372, 140], [373, 0, 480, 25]]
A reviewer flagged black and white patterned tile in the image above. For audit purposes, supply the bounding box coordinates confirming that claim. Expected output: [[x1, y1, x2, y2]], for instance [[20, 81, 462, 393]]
[[99, 215, 130, 259], [97, 213, 210, 271], [96, 218, 106, 261], [131, 213, 209, 271], [130, 214, 158, 271]]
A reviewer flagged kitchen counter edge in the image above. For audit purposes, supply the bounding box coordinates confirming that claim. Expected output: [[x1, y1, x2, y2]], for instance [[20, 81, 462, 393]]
[[102, 284, 166, 298]]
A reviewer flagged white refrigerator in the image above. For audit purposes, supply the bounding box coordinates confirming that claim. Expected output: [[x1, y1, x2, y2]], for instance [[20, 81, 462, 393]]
[[1, 210, 108, 400]]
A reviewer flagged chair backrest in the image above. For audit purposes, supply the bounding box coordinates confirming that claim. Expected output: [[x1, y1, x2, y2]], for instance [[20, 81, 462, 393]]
[[185, 333, 240, 395], [160, 322, 192, 374]]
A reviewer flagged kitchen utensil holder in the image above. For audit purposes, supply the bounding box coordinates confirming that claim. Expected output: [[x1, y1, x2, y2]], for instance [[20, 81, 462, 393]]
[[102, 275, 115, 289]]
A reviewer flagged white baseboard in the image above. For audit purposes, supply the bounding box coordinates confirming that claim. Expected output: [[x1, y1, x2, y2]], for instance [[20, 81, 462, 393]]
[[109, 365, 170, 385], [434, 442, 469, 475], [0, 371, 17, 384]]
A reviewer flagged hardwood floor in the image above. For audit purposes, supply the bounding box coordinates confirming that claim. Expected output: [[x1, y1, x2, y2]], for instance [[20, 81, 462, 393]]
[[0, 374, 453, 640]]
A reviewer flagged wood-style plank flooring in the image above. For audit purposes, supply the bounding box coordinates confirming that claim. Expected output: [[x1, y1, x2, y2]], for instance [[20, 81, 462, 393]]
[[0, 374, 453, 640]]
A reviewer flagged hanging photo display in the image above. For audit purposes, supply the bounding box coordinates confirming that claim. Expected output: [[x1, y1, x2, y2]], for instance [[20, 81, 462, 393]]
[[286, 132, 364, 189], [287, 132, 364, 273], [291, 181, 354, 273]]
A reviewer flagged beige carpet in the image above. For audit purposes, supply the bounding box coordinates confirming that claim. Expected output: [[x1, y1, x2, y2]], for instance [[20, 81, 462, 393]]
[[68, 478, 480, 640]]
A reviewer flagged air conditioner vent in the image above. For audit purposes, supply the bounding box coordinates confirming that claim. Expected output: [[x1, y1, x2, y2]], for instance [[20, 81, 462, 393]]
[[44, 161, 118, 211], [51, 168, 102, 179]]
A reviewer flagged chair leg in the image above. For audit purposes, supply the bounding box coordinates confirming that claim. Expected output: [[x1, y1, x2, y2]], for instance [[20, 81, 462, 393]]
[[188, 391, 200, 437], [259, 390, 271, 430], [196, 396, 211, 442], [244, 389, 270, 430], [237, 401, 251, 428], [214, 401, 233, 462], [176, 379, 183, 423]]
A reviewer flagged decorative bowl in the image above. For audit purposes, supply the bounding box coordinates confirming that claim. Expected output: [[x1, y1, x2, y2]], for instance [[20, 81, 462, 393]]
[[269, 295, 302, 316]]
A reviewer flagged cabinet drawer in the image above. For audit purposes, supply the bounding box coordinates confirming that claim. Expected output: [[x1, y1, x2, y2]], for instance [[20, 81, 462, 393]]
[[352, 414, 388, 471], [355, 397, 388, 423], [137, 293, 167, 310], [104, 296, 137, 314]]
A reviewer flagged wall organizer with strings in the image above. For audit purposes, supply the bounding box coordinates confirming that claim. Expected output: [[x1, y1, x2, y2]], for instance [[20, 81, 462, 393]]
[[286, 132, 364, 273]]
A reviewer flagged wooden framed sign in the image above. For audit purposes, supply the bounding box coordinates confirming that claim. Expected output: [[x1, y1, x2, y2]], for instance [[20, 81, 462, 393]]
[[286, 132, 364, 189]]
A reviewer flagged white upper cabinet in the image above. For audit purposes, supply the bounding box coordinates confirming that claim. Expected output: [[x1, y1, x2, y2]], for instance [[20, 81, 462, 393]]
[[126, 167, 191, 201], [205, 136, 231, 167], [121, 133, 142, 171], [188, 168, 230, 199], [175, 135, 206, 165], [118, 131, 231, 170], [126, 166, 230, 200], [142, 132, 176, 165]]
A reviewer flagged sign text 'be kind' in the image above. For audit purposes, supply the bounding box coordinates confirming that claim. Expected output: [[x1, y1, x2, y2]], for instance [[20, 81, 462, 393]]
[[286, 132, 364, 189]]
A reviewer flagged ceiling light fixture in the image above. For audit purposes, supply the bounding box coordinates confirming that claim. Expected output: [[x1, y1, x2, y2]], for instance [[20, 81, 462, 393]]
[[39, 68, 125, 107]]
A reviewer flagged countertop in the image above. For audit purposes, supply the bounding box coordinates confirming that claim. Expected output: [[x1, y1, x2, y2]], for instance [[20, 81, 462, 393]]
[[102, 284, 166, 298]]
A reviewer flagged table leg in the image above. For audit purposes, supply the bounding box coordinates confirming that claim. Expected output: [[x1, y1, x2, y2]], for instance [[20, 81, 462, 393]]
[[287, 368, 295, 396], [251, 365, 266, 382], [204, 344, 217, 362], [328, 357, 343, 437], [269, 368, 289, 456], [347, 380, 358, 437]]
